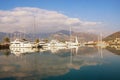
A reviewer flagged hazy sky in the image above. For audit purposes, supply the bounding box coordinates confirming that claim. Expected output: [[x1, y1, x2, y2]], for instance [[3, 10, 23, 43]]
[[0, 0, 120, 35]]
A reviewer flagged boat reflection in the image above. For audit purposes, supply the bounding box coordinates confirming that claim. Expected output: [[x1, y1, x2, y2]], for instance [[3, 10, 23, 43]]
[[9, 45, 120, 57], [41, 46, 68, 53], [10, 48, 39, 56], [0, 46, 104, 80], [10, 46, 79, 56], [0, 49, 11, 56]]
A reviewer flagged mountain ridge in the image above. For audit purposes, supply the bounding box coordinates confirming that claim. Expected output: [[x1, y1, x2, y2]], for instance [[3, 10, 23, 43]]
[[0, 30, 98, 42]]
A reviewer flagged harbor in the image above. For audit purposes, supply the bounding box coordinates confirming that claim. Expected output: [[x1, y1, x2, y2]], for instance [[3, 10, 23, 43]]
[[0, 0, 120, 80]]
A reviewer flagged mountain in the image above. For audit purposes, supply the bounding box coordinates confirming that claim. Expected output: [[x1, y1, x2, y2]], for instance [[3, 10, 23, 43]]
[[49, 30, 98, 42], [103, 31, 120, 41], [54, 30, 72, 35], [0, 30, 98, 42]]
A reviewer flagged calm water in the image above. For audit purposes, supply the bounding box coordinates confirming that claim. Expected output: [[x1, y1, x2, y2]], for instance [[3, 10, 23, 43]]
[[0, 46, 120, 80]]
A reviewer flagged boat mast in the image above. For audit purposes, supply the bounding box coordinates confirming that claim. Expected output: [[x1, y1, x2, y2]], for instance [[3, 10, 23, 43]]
[[23, 27, 25, 39], [75, 36, 78, 44], [70, 26, 72, 42], [100, 33, 102, 42], [33, 15, 36, 41]]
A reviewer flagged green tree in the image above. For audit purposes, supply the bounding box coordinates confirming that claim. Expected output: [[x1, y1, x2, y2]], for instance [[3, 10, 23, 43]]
[[22, 38, 27, 41], [43, 39, 48, 43], [35, 38, 40, 43], [3, 37, 10, 43]]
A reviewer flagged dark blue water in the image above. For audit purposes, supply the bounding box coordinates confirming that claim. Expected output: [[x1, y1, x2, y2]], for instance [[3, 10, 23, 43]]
[[0, 47, 120, 80]]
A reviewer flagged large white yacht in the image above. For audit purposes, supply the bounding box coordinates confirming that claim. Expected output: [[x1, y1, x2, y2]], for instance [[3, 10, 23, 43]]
[[39, 40, 67, 47], [49, 40, 67, 47], [10, 39, 35, 48], [66, 37, 79, 46]]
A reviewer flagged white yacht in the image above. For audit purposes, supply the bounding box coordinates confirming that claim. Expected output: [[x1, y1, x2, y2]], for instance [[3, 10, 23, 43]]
[[10, 39, 35, 48], [39, 41, 49, 47], [50, 40, 66, 47], [66, 37, 79, 46], [43, 40, 66, 47]]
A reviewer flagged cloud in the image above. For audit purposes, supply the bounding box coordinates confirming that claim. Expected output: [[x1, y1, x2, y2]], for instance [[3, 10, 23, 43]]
[[0, 7, 101, 33]]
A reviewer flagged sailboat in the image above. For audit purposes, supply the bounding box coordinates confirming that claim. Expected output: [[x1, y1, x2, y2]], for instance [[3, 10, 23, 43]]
[[66, 37, 79, 46], [96, 33, 108, 48], [66, 27, 79, 47]]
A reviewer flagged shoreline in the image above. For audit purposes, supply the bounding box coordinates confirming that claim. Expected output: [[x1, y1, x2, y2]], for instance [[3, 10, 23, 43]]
[[0, 44, 9, 49]]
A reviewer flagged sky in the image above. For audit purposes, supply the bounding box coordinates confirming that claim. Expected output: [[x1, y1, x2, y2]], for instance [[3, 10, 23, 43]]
[[0, 0, 120, 36]]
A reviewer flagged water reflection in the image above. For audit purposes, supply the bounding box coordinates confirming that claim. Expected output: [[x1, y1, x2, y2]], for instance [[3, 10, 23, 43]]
[[0, 46, 120, 80], [106, 45, 120, 55], [0, 49, 11, 56], [10, 48, 39, 56]]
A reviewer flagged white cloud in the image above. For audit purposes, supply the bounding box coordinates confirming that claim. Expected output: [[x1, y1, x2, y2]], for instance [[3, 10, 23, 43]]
[[0, 7, 101, 33]]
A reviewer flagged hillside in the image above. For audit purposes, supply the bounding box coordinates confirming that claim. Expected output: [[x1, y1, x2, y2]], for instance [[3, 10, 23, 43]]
[[103, 31, 120, 41]]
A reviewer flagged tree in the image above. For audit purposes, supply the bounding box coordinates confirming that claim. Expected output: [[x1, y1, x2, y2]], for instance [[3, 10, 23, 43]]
[[3, 37, 10, 43], [43, 39, 48, 43], [35, 38, 40, 43], [22, 38, 27, 41]]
